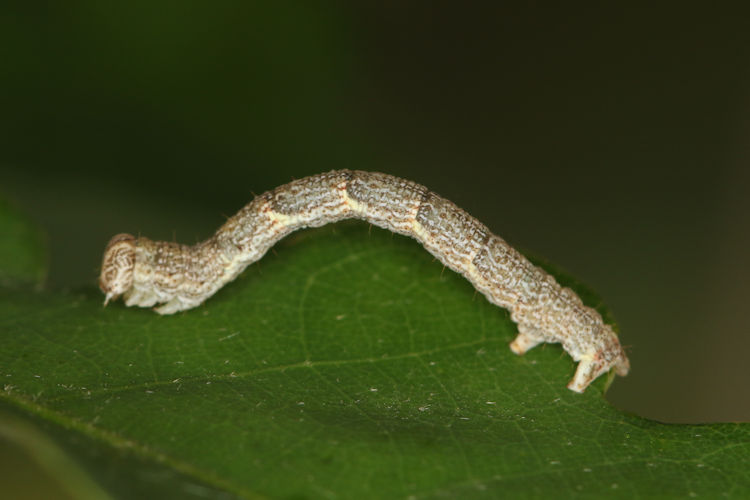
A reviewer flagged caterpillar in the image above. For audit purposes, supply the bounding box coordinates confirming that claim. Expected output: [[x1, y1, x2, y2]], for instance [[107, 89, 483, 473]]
[[99, 170, 629, 392]]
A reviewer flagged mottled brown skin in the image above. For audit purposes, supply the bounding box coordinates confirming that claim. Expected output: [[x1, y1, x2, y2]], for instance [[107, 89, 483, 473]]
[[99, 170, 629, 392]]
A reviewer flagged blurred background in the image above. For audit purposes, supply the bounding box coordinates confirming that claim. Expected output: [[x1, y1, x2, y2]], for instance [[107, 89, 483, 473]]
[[1, 2, 748, 423]]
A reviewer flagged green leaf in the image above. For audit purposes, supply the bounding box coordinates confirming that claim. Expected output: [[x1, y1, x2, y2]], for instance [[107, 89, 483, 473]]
[[1, 209, 748, 499], [0, 197, 47, 288]]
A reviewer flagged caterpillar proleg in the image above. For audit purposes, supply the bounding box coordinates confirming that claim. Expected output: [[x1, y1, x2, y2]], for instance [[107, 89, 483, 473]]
[[99, 170, 629, 392]]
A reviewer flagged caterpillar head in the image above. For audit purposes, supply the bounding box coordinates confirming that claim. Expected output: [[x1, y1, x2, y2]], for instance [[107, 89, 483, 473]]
[[99, 233, 136, 306]]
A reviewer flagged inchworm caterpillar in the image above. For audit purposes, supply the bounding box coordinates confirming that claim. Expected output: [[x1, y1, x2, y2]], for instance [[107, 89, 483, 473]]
[[99, 170, 629, 392]]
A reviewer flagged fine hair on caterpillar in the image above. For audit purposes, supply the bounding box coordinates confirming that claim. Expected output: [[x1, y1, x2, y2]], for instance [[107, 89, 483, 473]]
[[99, 170, 629, 392]]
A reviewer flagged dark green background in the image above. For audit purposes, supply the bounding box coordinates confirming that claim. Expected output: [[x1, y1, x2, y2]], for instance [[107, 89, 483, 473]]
[[1, 2, 748, 424]]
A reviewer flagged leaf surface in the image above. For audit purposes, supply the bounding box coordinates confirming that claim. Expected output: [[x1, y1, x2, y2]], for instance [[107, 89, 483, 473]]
[[1, 204, 748, 499]]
